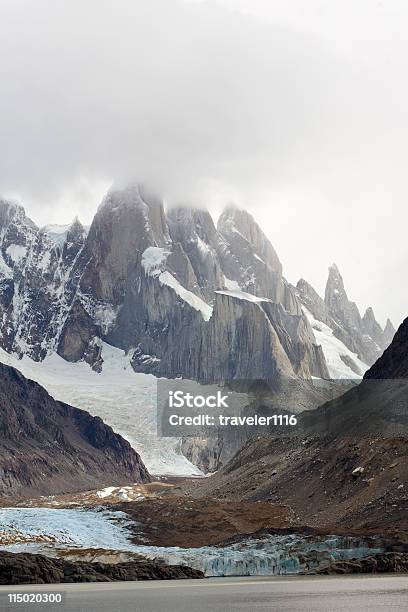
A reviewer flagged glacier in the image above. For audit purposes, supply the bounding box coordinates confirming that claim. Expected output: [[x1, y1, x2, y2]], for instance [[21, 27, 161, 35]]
[[0, 508, 384, 577], [0, 344, 202, 476]]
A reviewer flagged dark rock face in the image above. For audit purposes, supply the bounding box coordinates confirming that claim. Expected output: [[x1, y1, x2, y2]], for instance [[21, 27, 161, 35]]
[[0, 362, 150, 497], [217, 206, 282, 298], [196, 292, 329, 382], [167, 206, 224, 300], [57, 301, 99, 363], [312, 552, 408, 575], [364, 318, 408, 379], [0, 200, 88, 361], [0, 551, 203, 584], [198, 292, 295, 383], [216, 205, 301, 315]]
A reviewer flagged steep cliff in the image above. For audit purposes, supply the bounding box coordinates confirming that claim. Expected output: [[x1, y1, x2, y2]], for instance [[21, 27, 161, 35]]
[[0, 361, 150, 497]]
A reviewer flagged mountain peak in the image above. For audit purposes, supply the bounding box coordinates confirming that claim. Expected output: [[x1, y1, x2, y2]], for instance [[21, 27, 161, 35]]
[[94, 183, 169, 248], [382, 318, 397, 346], [0, 199, 35, 229], [362, 306, 377, 326], [218, 204, 253, 228], [217, 204, 282, 277], [66, 216, 87, 241], [100, 183, 146, 211], [167, 205, 217, 245], [43, 219, 86, 247], [385, 318, 395, 332], [325, 264, 347, 303], [327, 263, 343, 282], [362, 306, 384, 347], [69, 216, 84, 230]]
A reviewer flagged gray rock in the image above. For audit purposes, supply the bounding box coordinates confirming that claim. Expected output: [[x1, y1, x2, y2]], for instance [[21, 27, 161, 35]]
[[0, 189, 376, 385], [297, 265, 395, 369], [382, 318, 396, 347], [0, 551, 204, 584], [0, 361, 150, 497]]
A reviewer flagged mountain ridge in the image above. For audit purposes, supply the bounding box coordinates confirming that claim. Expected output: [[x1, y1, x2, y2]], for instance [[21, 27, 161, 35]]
[[0, 186, 394, 384], [0, 360, 150, 497]]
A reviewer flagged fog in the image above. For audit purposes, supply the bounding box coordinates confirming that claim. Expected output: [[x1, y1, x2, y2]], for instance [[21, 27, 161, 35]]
[[0, 0, 407, 325]]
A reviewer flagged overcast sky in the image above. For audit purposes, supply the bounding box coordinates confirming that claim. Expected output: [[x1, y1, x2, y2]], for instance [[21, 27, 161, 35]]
[[0, 0, 407, 326]]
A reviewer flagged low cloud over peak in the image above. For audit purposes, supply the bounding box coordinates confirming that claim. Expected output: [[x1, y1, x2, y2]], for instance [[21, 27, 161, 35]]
[[1, 0, 407, 325]]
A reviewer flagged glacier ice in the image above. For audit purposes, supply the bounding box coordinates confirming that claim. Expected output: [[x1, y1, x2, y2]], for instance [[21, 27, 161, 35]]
[[0, 508, 384, 577]]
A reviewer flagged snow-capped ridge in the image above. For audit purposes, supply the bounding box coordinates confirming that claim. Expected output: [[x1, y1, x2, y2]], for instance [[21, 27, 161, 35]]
[[0, 198, 36, 229], [42, 218, 86, 247]]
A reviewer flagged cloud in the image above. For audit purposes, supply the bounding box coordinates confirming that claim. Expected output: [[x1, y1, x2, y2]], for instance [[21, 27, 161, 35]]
[[0, 0, 345, 204], [0, 0, 407, 325]]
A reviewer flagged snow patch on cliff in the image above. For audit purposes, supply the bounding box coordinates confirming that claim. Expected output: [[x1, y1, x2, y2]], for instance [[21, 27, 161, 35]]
[[43, 224, 71, 246], [6, 244, 26, 263], [223, 276, 240, 291], [303, 308, 368, 379], [141, 246, 170, 275], [216, 289, 270, 304], [142, 247, 212, 320], [159, 271, 213, 321]]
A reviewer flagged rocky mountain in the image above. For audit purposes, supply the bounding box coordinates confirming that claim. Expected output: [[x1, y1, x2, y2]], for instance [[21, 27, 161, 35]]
[[0, 186, 333, 385], [0, 186, 395, 386], [0, 200, 87, 361], [296, 265, 395, 368], [0, 361, 150, 497], [186, 317, 408, 541]]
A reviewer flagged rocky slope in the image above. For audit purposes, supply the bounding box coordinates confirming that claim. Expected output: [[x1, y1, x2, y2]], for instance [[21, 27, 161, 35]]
[[0, 551, 203, 584], [185, 318, 408, 540], [118, 496, 294, 548], [310, 552, 408, 575], [0, 361, 150, 497], [364, 317, 408, 379]]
